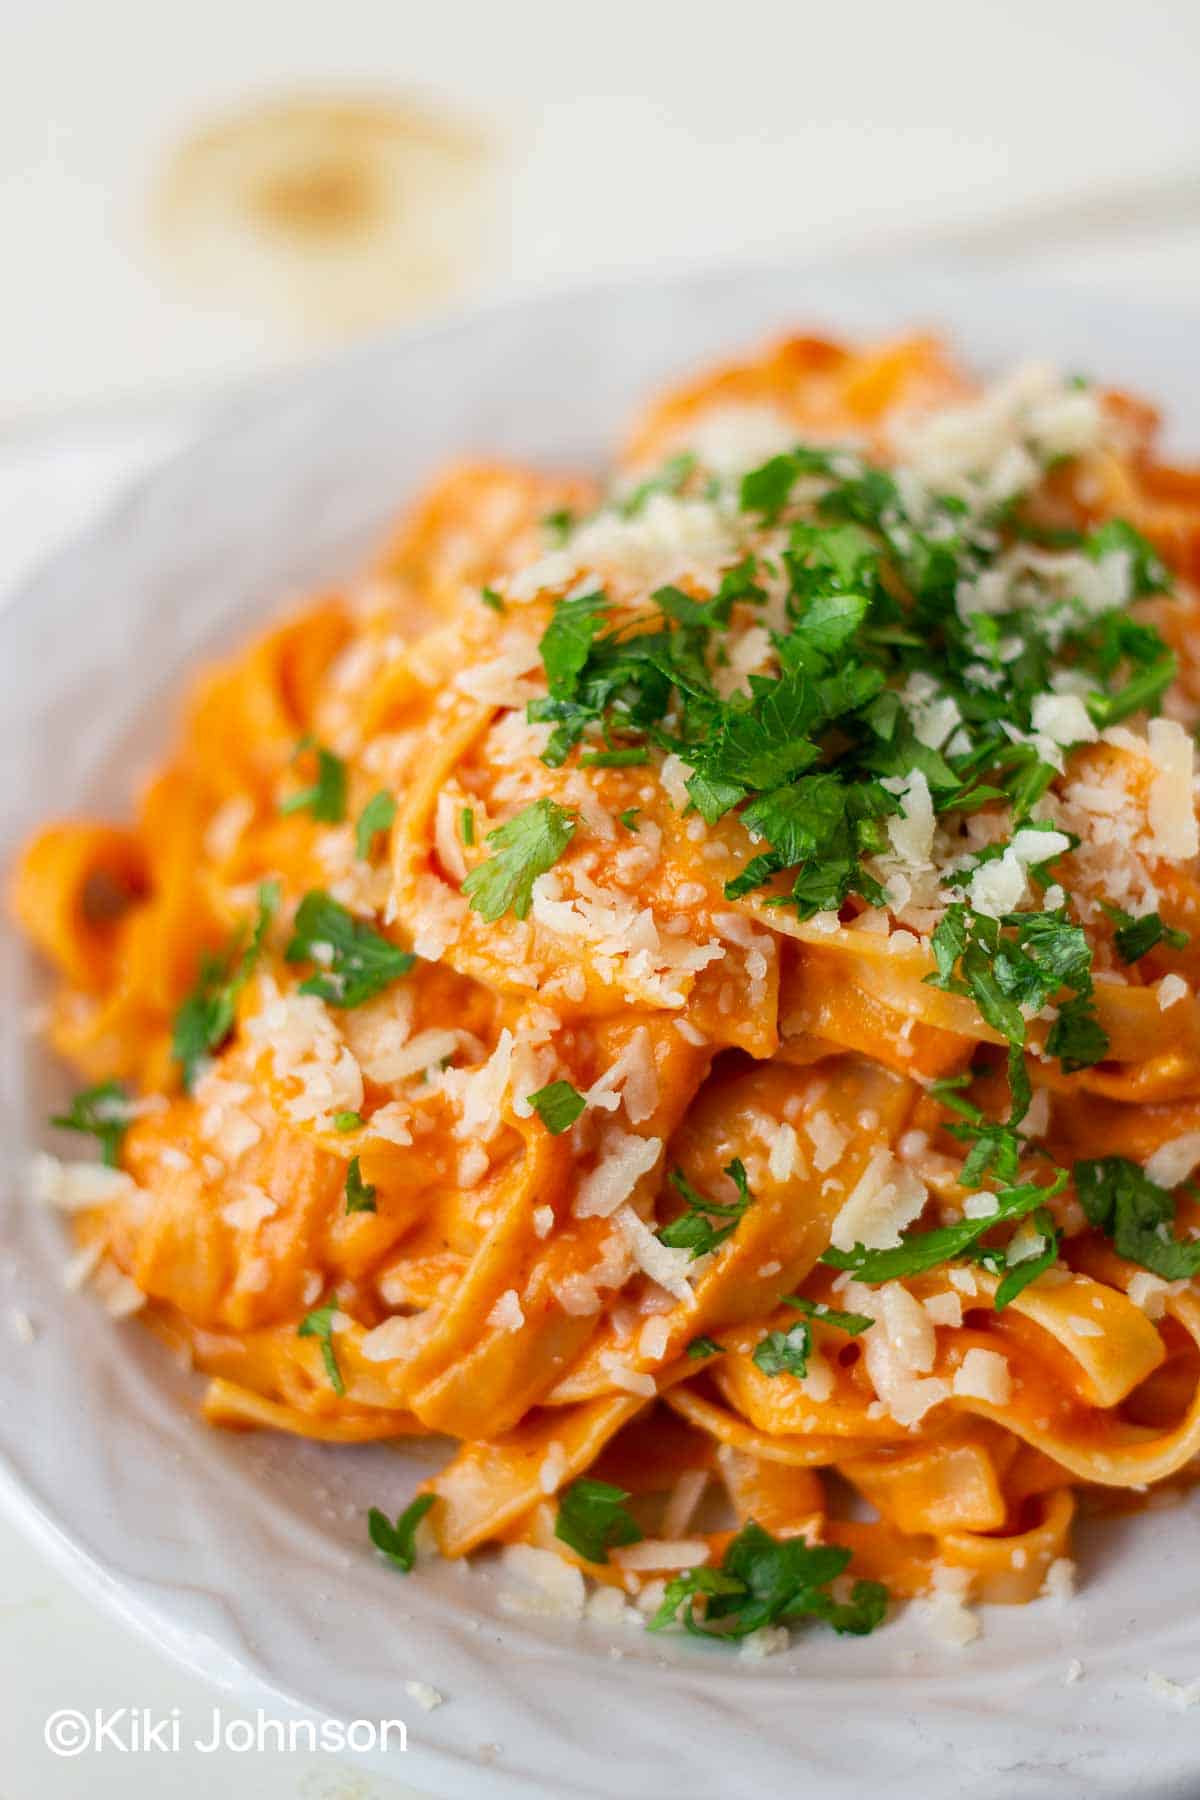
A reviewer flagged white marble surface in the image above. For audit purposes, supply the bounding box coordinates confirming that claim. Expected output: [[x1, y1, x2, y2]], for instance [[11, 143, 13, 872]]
[[4, 3, 1200, 1793]]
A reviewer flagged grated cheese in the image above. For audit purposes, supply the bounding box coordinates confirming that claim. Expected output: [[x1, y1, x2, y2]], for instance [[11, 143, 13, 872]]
[[611, 1538, 710, 1572], [487, 1288, 525, 1332], [1157, 974, 1190, 1011], [574, 1131, 663, 1219], [1144, 1131, 1200, 1189], [952, 1347, 1012, 1405], [829, 1147, 927, 1251], [1147, 718, 1199, 860]]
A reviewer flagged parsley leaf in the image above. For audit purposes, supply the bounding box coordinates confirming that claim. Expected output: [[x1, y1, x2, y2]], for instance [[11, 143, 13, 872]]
[[480, 585, 506, 613], [345, 1155, 377, 1213], [993, 1207, 1059, 1309], [51, 1080, 133, 1167], [1085, 518, 1168, 597], [461, 798, 576, 922], [658, 1159, 753, 1259], [280, 739, 347, 823], [782, 1296, 873, 1335], [554, 1478, 643, 1564], [1086, 650, 1177, 728], [172, 881, 280, 1089], [1075, 1157, 1200, 1280], [740, 447, 839, 523], [297, 1296, 346, 1395], [619, 451, 696, 517], [354, 790, 396, 860], [334, 1111, 363, 1132], [927, 904, 1108, 1076], [752, 1321, 812, 1377], [528, 1079, 586, 1135], [686, 1334, 725, 1359], [649, 1521, 887, 1640], [285, 890, 414, 1007], [1101, 903, 1189, 964], [460, 805, 475, 847], [822, 1174, 1067, 1283], [539, 592, 607, 699], [367, 1494, 434, 1572]]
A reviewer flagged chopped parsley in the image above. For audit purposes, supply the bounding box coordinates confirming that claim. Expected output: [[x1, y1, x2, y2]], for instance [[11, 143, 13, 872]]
[[554, 1478, 643, 1564], [515, 416, 1186, 1297], [345, 1155, 377, 1214], [822, 1174, 1067, 1283], [480, 585, 506, 613], [461, 798, 576, 922], [649, 1521, 887, 1640], [686, 1334, 725, 1359], [460, 805, 475, 847], [993, 1207, 1060, 1309], [927, 903, 1107, 1079], [354, 789, 396, 860], [285, 890, 414, 1006], [171, 880, 280, 1089], [367, 1494, 435, 1572], [280, 738, 347, 823], [783, 1296, 873, 1335], [297, 1296, 345, 1395], [658, 1159, 753, 1259], [1074, 1157, 1200, 1280], [527, 1079, 586, 1135], [334, 1110, 363, 1132], [752, 1320, 812, 1378], [1101, 903, 1189, 964], [540, 592, 607, 699], [618, 807, 641, 831], [580, 746, 650, 767], [541, 507, 575, 544], [618, 451, 696, 518], [51, 1080, 133, 1167]]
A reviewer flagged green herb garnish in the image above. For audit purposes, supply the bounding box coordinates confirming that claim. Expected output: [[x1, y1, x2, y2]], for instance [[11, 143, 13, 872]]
[[1075, 1157, 1200, 1280], [367, 1494, 435, 1572], [280, 738, 347, 823], [554, 1478, 643, 1564], [285, 890, 414, 1007], [51, 1080, 133, 1167], [355, 790, 396, 860], [172, 881, 280, 1089], [822, 1174, 1067, 1283], [297, 1295, 345, 1395], [527, 1079, 586, 1135], [782, 1296, 873, 1335], [461, 798, 576, 923], [345, 1155, 377, 1214], [1101, 903, 1189, 964], [752, 1321, 812, 1378], [649, 1520, 887, 1640], [658, 1159, 753, 1259]]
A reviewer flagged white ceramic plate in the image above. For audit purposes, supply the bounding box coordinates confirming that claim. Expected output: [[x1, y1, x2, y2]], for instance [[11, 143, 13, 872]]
[[2, 260, 1198, 1800]]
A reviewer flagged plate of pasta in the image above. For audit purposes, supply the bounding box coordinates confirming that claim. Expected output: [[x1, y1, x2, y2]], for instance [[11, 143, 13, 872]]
[[5, 260, 1200, 1799]]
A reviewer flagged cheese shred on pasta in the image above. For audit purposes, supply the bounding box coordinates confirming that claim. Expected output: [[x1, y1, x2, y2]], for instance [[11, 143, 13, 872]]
[[17, 331, 1200, 1643]]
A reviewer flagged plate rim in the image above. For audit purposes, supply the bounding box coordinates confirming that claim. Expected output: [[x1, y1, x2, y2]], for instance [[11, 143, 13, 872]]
[[5, 250, 1200, 1800]]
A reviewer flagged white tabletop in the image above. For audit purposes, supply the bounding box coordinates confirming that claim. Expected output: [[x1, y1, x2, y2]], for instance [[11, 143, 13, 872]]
[[4, 1, 1200, 1793]]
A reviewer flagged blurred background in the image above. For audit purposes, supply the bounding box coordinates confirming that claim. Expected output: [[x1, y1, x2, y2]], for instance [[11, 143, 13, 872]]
[[3, 0, 1200, 1793], [5, 0, 1200, 589], [6, 0, 1200, 427]]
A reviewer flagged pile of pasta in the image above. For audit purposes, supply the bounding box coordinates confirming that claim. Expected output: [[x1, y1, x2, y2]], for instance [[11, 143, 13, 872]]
[[17, 330, 1200, 1642]]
